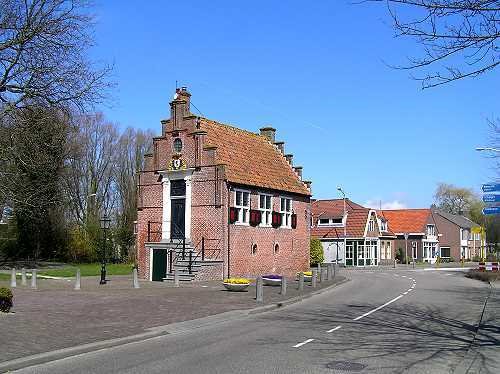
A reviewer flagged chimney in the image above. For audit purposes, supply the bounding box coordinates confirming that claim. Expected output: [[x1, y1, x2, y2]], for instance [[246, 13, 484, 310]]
[[304, 180, 312, 193], [203, 145, 218, 165], [285, 154, 293, 165], [293, 166, 303, 180], [259, 126, 276, 143], [170, 87, 191, 130], [274, 141, 285, 154]]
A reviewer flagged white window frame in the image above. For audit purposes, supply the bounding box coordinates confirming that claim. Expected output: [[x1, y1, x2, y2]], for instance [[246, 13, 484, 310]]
[[368, 220, 375, 232], [318, 218, 331, 226], [379, 220, 387, 231], [280, 196, 292, 228], [259, 193, 273, 227], [426, 224, 436, 236], [234, 189, 250, 225]]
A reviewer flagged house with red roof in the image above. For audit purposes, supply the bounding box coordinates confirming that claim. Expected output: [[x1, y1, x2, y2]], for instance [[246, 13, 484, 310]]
[[311, 199, 396, 266], [381, 209, 440, 263], [136, 88, 312, 281]]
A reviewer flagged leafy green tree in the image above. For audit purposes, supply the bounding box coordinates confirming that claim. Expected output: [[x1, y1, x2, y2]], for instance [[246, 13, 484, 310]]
[[310, 238, 324, 266]]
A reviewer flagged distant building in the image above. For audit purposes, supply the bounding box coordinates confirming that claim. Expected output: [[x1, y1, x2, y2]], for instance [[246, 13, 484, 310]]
[[311, 199, 396, 266], [381, 209, 440, 263], [136, 88, 311, 281], [432, 210, 484, 260]]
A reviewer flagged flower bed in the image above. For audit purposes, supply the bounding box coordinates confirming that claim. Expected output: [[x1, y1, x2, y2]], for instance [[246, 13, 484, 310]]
[[223, 278, 250, 292], [262, 274, 282, 286], [296, 271, 313, 281]]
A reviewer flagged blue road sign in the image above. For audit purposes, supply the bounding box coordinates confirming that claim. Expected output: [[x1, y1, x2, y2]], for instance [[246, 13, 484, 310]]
[[482, 184, 500, 193], [483, 194, 500, 203], [483, 206, 500, 215]]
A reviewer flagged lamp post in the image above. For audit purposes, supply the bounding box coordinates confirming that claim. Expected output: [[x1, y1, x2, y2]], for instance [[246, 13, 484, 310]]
[[476, 147, 500, 153], [99, 215, 111, 285], [337, 186, 347, 265]]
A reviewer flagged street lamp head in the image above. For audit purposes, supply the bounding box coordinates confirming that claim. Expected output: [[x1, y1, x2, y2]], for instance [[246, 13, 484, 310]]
[[100, 215, 111, 230]]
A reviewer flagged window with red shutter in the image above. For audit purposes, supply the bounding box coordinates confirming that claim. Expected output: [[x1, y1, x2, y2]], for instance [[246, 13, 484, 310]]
[[272, 211, 282, 228], [229, 207, 238, 224], [249, 209, 262, 227]]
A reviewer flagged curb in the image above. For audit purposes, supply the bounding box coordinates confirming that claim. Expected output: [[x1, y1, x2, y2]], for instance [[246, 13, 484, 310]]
[[0, 276, 350, 373], [247, 276, 350, 315]]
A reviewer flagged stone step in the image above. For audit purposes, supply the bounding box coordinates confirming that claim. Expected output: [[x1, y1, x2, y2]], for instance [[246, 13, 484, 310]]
[[163, 273, 196, 281]]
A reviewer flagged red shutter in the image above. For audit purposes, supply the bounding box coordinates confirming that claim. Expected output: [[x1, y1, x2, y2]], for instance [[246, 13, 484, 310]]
[[249, 210, 261, 227], [291, 213, 297, 229], [272, 211, 282, 228], [229, 207, 238, 224]]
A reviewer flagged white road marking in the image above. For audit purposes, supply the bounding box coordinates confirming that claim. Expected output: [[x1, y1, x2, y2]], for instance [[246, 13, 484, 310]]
[[353, 294, 404, 321], [401, 275, 407, 278], [293, 338, 314, 348], [403, 291, 408, 295], [327, 326, 342, 333], [394, 274, 399, 277]]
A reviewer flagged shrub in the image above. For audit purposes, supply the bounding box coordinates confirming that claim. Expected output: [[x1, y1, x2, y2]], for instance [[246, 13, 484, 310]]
[[0, 287, 13, 313], [465, 270, 499, 283], [396, 248, 405, 263], [310, 238, 324, 265]]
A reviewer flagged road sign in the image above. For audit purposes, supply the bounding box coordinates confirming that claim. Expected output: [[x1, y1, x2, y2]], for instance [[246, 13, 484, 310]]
[[482, 206, 500, 215], [483, 194, 500, 203], [482, 183, 500, 193]]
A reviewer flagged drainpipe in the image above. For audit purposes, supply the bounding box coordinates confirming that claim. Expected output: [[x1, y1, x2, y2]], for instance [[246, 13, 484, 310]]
[[227, 183, 231, 278]]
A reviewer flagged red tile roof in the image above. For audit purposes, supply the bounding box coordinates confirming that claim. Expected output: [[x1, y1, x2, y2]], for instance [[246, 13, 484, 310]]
[[381, 209, 431, 234], [312, 208, 369, 239], [201, 118, 310, 196], [311, 199, 365, 219]]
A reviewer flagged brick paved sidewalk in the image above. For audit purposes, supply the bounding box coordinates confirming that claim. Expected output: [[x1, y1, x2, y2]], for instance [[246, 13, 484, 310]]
[[0, 273, 346, 363]]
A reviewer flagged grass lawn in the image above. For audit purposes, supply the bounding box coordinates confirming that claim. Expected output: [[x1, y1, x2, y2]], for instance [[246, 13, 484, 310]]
[[37, 263, 134, 278], [0, 273, 11, 281]]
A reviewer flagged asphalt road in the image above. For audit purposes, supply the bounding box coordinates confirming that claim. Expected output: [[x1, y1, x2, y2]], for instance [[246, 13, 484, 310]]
[[14, 270, 498, 374]]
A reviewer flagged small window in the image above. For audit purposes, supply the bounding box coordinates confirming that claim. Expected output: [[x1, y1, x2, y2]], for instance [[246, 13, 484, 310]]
[[251, 243, 258, 255], [259, 194, 272, 227], [380, 220, 387, 231], [368, 220, 375, 232], [318, 218, 330, 226], [331, 217, 343, 224], [274, 243, 280, 254], [427, 224, 435, 236], [235, 190, 250, 224], [173, 138, 183, 153], [280, 197, 292, 228]]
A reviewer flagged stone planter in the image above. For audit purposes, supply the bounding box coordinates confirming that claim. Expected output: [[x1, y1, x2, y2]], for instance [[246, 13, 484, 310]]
[[223, 282, 250, 292], [262, 275, 282, 286]]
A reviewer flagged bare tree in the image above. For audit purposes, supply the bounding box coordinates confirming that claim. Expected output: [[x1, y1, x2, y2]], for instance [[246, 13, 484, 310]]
[[64, 112, 118, 225], [0, 0, 111, 113], [114, 128, 153, 258], [369, 1, 500, 88]]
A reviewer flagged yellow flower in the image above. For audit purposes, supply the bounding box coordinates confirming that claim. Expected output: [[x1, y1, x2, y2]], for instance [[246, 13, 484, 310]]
[[224, 278, 250, 284], [297, 271, 312, 276]]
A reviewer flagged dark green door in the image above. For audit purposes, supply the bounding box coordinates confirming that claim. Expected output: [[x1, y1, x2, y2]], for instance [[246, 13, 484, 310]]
[[152, 249, 167, 281]]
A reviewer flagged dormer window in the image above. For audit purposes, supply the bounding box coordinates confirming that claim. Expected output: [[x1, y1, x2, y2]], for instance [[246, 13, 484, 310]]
[[380, 220, 387, 231], [317, 217, 344, 227], [368, 220, 375, 232], [427, 224, 436, 236]]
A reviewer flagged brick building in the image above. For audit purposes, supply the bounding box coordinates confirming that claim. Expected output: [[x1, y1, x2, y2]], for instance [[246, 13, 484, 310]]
[[136, 88, 312, 281], [381, 209, 440, 263]]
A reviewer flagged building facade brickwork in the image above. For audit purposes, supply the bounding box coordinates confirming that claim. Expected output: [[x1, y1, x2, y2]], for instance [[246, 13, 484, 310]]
[[136, 88, 311, 280]]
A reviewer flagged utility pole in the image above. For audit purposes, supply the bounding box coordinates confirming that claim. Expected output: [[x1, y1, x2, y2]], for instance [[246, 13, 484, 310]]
[[337, 186, 347, 266]]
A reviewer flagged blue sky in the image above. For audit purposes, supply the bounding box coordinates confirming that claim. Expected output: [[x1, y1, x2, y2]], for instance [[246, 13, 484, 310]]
[[92, 1, 498, 208]]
